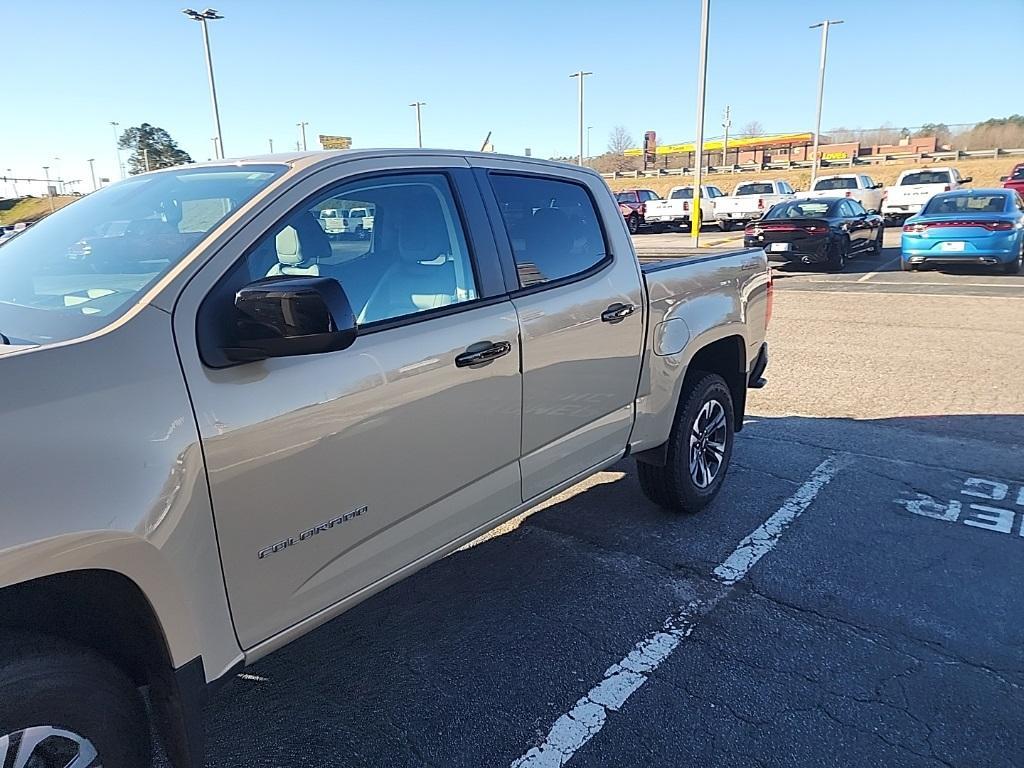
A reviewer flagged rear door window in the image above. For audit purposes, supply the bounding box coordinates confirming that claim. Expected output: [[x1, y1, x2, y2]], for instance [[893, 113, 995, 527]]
[[489, 174, 608, 289]]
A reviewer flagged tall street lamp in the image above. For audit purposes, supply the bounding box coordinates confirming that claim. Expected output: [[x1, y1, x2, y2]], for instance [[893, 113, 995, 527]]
[[569, 71, 592, 166], [587, 125, 593, 163], [409, 102, 426, 148], [110, 121, 123, 179], [297, 121, 309, 151], [690, 0, 710, 247], [87, 159, 97, 191], [183, 8, 226, 159], [809, 19, 843, 187]]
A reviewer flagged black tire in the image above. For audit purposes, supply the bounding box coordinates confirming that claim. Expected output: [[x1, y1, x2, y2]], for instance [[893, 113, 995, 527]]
[[825, 237, 848, 272], [1001, 246, 1022, 274], [871, 225, 884, 253], [900, 258, 916, 272], [627, 214, 640, 235], [0, 631, 151, 768], [637, 372, 735, 514]]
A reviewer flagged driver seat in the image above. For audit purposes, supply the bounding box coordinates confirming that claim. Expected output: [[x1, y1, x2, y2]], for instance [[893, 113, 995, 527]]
[[267, 212, 330, 277]]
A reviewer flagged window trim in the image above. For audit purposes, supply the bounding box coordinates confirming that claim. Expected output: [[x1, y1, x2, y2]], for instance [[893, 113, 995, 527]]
[[196, 167, 505, 367], [483, 170, 614, 298]]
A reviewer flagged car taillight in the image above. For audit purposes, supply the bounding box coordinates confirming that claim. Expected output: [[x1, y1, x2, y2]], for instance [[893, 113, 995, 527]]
[[906, 220, 1014, 232], [903, 223, 926, 233], [803, 225, 823, 233], [845, 190, 852, 197], [683, 201, 689, 211], [757, 198, 765, 210], [943, 185, 951, 191]]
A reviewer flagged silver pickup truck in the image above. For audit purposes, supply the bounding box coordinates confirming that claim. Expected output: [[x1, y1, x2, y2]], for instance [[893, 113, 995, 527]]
[[0, 150, 769, 767]]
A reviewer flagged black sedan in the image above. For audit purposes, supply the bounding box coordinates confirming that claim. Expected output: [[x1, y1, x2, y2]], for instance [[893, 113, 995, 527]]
[[743, 197, 884, 271]]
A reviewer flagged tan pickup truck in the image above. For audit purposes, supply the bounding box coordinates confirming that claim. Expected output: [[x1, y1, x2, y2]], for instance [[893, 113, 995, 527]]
[[0, 150, 770, 767]]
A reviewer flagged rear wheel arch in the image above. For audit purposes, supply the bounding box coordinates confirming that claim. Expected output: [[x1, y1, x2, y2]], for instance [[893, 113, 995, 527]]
[[635, 334, 747, 468]]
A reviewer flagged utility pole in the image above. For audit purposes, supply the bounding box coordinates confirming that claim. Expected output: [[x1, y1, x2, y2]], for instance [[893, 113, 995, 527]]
[[6, 169, 17, 197], [809, 19, 843, 187], [722, 105, 731, 168], [87, 158, 97, 191], [569, 71, 592, 166], [587, 125, 593, 163], [110, 121, 124, 180], [268, 138, 274, 153], [297, 121, 309, 151], [690, 0, 710, 248], [409, 102, 426, 148], [211, 137, 220, 158], [183, 8, 226, 158], [42, 166, 54, 212]]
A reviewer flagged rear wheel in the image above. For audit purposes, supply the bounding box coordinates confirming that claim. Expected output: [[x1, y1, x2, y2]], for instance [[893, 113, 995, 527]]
[[0, 631, 152, 768], [871, 225, 884, 253], [627, 214, 640, 235], [825, 237, 848, 272], [637, 373, 735, 514], [1001, 252, 1022, 274], [900, 258, 916, 272]]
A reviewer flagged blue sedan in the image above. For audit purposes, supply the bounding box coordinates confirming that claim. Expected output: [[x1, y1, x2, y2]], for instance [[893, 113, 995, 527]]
[[901, 189, 1024, 273]]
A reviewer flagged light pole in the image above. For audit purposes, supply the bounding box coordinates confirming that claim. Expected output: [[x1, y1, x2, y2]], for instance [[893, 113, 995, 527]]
[[569, 71, 592, 166], [211, 137, 220, 158], [809, 19, 843, 187], [87, 158, 97, 191], [53, 157, 63, 194], [409, 102, 425, 148], [6, 169, 16, 198], [721, 105, 731, 168], [296, 121, 309, 151], [690, 0, 710, 247], [586, 125, 593, 163], [42, 166, 54, 212], [110, 121, 123, 180], [183, 8, 226, 159], [268, 138, 274, 153]]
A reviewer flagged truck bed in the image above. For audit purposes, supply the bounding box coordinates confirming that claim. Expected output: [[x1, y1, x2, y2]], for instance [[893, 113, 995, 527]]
[[638, 249, 753, 272]]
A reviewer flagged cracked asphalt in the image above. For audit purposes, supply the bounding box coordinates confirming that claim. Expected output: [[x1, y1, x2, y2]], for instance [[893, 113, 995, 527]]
[[180, 236, 1024, 767]]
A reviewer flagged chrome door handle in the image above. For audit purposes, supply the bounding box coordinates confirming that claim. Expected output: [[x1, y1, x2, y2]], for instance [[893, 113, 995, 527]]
[[601, 303, 637, 323], [455, 341, 512, 368]]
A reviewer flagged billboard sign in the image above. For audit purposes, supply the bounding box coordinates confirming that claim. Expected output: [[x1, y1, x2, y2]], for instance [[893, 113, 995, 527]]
[[319, 135, 352, 150]]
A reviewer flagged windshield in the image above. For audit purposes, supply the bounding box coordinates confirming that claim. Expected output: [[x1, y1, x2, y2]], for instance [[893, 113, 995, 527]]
[[735, 183, 774, 196], [1011, 166, 1024, 181], [669, 188, 695, 200], [922, 194, 1008, 216], [615, 192, 636, 203], [813, 177, 857, 191], [0, 164, 284, 345], [764, 200, 832, 219], [900, 171, 952, 186]]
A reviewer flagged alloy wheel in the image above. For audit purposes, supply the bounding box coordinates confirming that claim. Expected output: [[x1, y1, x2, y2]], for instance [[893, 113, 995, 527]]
[[0, 726, 100, 768], [689, 398, 728, 489]]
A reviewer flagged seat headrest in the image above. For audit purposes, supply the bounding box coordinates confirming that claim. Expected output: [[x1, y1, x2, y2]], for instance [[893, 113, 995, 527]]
[[275, 211, 331, 266], [396, 191, 450, 263]]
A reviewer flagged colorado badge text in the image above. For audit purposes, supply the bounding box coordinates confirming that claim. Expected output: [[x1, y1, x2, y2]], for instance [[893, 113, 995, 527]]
[[257, 505, 369, 560]]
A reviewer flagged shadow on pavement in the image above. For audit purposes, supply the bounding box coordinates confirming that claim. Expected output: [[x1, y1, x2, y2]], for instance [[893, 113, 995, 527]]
[[186, 412, 1024, 768]]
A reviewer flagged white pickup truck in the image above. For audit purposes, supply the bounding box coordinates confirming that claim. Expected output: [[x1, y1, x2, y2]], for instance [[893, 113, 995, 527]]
[[641, 184, 727, 230], [715, 179, 796, 230], [805, 173, 885, 213], [882, 167, 971, 223]]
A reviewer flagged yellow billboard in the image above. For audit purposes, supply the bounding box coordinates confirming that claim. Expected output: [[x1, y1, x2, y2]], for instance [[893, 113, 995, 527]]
[[319, 135, 352, 150], [624, 132, 813, 156]]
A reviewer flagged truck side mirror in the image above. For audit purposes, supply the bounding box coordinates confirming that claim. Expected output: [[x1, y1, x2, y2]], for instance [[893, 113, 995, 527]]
[[1000, 176, 1008, 182], [225, 276, 357, 363], [961, 177, 973, 184]]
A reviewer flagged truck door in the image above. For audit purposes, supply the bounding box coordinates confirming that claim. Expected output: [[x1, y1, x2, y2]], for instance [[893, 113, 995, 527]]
[[478, 165, 646, 500], [173, 162, 522, 649]]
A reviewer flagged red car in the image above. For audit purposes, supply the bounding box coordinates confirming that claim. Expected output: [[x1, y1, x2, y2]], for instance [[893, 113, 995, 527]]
[[615, 189, 660, 234], [1001, 163, 1024, 196]]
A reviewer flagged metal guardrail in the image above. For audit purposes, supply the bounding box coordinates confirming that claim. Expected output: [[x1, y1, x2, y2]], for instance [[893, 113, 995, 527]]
[[600, 147, 1024, 179]]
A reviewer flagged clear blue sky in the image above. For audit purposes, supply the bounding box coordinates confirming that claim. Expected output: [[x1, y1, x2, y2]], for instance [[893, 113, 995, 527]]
[[3, 0, 1021, 191]]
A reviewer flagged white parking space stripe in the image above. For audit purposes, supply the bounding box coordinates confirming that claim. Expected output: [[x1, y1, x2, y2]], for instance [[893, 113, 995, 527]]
[[856, 256, 901, 282], [510, 455, 845, 767]]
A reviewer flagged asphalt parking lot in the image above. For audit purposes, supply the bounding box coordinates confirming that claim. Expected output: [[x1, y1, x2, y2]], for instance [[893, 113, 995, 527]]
[[182, 228, 1024, 768]]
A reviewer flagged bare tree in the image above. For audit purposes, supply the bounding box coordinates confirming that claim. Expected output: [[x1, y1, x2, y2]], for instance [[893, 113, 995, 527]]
[[608, 125, 634, 155], [741, 120, 764, 137]]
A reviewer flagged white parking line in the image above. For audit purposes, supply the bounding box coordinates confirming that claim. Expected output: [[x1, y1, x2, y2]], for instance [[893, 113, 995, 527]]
[[510, 455, 846, 768], [856, 256, 901, 282]]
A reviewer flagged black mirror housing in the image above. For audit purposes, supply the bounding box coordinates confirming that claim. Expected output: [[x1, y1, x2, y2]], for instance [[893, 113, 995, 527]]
[[226, 276, 357, 362], [961, 177, 973, 184], [999, 176, 1008, 182]]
